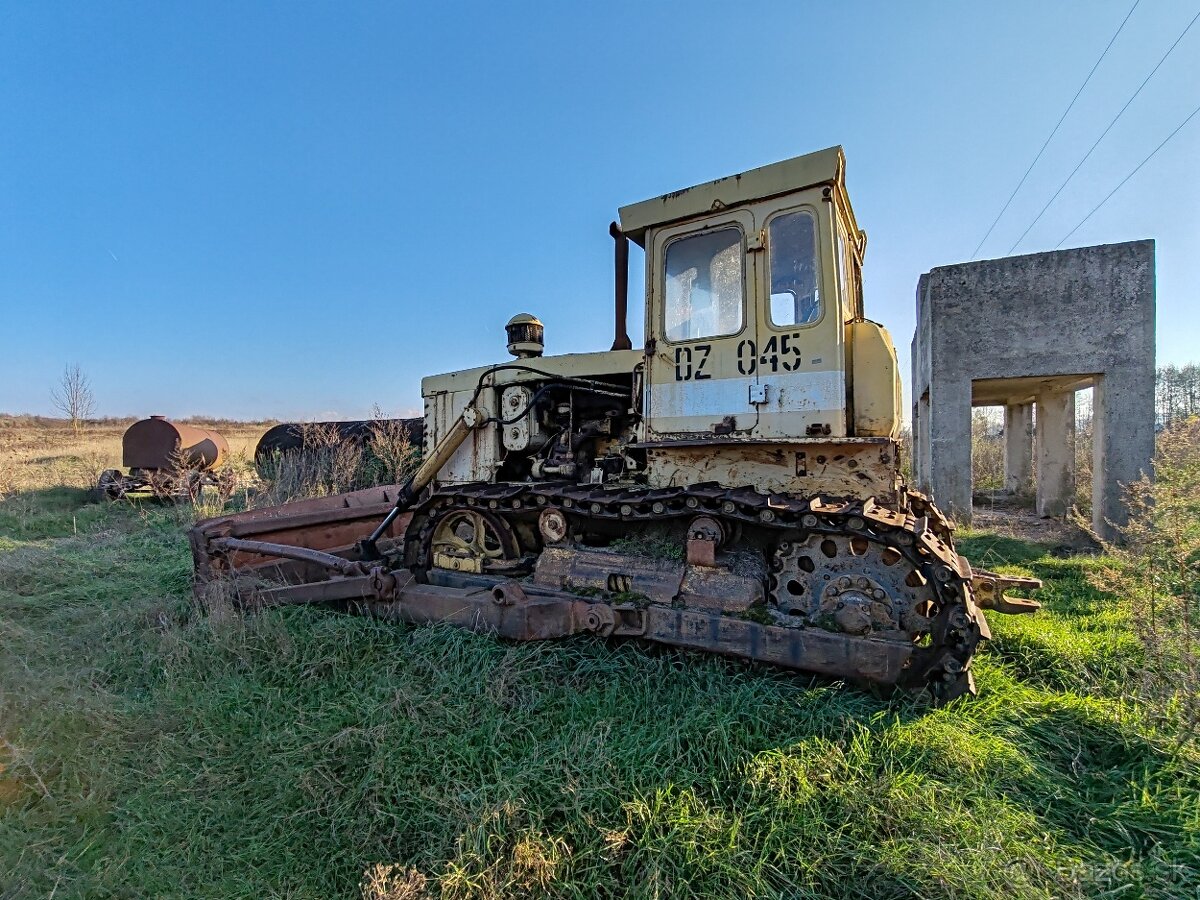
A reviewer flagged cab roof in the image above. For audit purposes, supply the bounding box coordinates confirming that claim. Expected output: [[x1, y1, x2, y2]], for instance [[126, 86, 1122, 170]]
[[617, 146, 846, 247]]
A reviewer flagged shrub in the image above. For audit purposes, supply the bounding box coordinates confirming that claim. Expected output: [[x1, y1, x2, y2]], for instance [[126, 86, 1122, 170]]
[[363, 417, 422, 486], [254, 420, 420, 507], [1092, 417, 1200, 744], [971, 409, 1004, 493]]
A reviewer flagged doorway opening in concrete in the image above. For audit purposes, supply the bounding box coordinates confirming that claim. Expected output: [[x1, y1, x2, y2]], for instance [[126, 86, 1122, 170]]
[[970, 375, 1099, 521], [970, 405, 1006, 505]]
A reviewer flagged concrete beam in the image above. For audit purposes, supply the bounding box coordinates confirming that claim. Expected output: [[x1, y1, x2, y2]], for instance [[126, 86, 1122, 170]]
[[1035, 390, 1076, 517], [914, 390, 931, 494], [1004, 403, 1034, 495], [973, 375, 1094, 407]]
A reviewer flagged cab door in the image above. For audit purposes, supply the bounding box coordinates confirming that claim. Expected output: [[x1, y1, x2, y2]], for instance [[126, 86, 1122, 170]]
[[644, 209, 758, 439], [746, 198, 848, 439]]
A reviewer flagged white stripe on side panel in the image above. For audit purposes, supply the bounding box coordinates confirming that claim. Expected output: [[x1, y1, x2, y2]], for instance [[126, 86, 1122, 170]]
[[649, 371, 844, 419]]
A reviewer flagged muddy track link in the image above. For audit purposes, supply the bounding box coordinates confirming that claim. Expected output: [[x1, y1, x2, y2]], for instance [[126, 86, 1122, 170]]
[[404, 481, 985, 701]]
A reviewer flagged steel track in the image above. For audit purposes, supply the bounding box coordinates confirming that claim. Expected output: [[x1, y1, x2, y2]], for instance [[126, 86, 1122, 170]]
[[404, 480, 985, 700]]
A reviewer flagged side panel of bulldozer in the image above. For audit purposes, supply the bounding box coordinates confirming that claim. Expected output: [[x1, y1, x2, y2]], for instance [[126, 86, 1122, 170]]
[[847, 320, 903, 438], [639, 438, 900, 501]]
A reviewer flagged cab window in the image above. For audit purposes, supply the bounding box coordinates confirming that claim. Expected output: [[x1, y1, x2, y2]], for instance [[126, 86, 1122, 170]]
[[664, 226, 744, 342], [768, 209, 821, 327]]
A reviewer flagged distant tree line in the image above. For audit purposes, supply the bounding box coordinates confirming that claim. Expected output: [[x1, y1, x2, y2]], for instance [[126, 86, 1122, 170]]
[[1157, 364, 1200, 428]]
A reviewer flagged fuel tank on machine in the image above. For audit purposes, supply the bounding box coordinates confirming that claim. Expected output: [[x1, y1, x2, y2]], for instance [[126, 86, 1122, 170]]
[[122, 416, 229, 471]]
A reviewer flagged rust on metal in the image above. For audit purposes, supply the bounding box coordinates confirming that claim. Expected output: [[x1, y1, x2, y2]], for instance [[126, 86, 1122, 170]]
[[211, 537, 368, 577], [188, 477, 1019, 700], [350, 576, 913, 683], [685, 515, 724, 567], [971, 569, 1043, 614], [189, 482, 413, 585], [123, 416, 228, 470], [98, 417, 232, 501]]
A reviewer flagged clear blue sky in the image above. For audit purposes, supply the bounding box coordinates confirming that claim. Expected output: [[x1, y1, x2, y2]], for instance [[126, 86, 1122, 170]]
[[2, 1, 1197, 420]]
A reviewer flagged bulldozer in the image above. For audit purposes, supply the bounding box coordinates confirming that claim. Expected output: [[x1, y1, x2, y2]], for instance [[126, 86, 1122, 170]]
[[190, 146, 1040, 701]]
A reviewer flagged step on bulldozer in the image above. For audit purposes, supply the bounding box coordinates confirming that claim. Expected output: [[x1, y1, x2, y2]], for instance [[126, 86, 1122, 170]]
[[191, 146, 1040, 701]]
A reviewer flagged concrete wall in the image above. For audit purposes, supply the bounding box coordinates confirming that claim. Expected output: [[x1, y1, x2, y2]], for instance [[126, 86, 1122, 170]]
[[911, 240, 1155, 539]]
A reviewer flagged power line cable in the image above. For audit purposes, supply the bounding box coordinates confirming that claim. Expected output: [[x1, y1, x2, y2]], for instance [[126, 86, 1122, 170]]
[[1056, 99, 1200, 248], [968, 0, 1141, 260], [1008, 6, 1200, 254]]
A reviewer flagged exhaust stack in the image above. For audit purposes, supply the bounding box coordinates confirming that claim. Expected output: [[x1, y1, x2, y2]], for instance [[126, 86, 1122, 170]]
[[609, 221, 632, 351]]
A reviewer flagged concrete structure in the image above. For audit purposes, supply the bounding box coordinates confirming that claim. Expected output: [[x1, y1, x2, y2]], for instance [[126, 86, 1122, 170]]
[[911, 241, 1155, 540]]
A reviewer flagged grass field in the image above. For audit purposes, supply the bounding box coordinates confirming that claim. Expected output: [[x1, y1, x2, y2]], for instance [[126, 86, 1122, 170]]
[[2, 421, 1198, 898]]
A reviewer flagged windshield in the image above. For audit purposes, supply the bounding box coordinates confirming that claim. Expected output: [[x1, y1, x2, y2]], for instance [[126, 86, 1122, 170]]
[[664, 226, 744, 342]]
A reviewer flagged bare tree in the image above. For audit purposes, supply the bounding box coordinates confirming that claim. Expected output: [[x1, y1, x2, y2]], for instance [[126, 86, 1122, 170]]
[[51, 364, 96, 433]]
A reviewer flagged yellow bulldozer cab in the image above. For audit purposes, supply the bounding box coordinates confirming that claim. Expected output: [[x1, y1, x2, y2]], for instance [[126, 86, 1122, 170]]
[[619, 145, 898, 441]]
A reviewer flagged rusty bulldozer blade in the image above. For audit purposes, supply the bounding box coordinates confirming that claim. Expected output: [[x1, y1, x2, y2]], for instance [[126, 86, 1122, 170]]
[[189, 483, 414, 587]]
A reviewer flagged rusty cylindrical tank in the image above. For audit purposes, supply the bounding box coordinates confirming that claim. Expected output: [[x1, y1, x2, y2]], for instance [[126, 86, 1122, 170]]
[[254, 419, 424, 473], [122, 416, 229, 471]]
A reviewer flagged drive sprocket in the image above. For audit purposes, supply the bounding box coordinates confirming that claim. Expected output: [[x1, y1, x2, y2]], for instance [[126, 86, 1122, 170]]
[[422, 505, 522, 575], [768, 532, 939, 640]]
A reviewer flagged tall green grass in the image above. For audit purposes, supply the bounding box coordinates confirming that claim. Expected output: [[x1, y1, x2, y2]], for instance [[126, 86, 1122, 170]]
[[2, 498, 1198, 898]]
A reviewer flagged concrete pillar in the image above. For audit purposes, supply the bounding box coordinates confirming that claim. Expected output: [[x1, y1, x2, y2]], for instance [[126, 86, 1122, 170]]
[[1092, 369, 1156, 541], [1003, 403, 1034, 495], [928, 377, 973, 523], [915, 390, 932, 494], [1035, 390, 1076, 517]]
